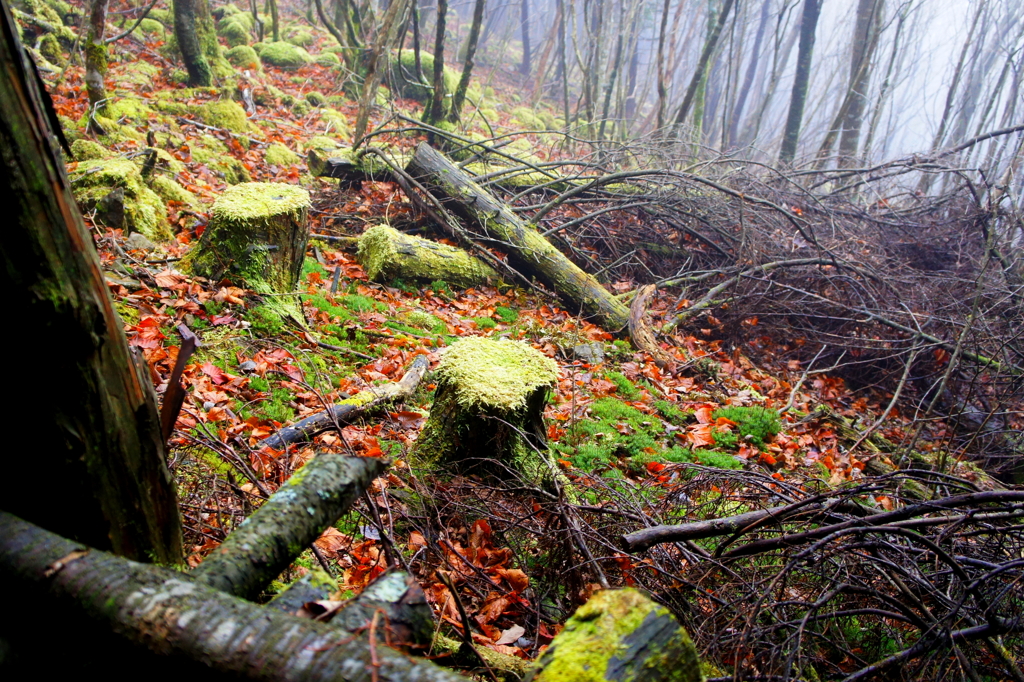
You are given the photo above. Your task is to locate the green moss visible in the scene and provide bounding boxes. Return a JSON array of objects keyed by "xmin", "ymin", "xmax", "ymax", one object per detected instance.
[
  {"xmin": 138, "ymin": 17, "xmax": 164, "ymax": 36},
  {"xmin": 356, "ymin": 224, "xmax": 498, "ymax": 288},
  {"xmin": 339, "ymin": 294, "xmax": 384, "ymax": 313},
  {"xmin": 531, "ymin": 588, "xmax": 703, "ymax": 682},
  {"xmin": 691, "ymin": 448, "xmax": 744, "ymax": 470},
  {"xmin": 259, "ymin": 41, "xmax": 312, "ymax": 68},
  {"xmin": 473, "ymin": 316, "xmax": 497, "ymax": 329},
  {"xmin": 198, "ymin": 99, "xmax": 253, "ymax": 134},
  {"xmin": 285, "ymin": 28, "xmax": 314, "ymax": 47},
  {"xmin": 225, "ymin": 44, "xmax": 260, "ymax": 69},
  {"xmin": 108, "ymin": 61, "xmax": 160, "ymax": 89},
  {"xmin": 304, "ymin": 294, "xmax": 355, "ymax": 323},
  {"xmin": 402, "ymin": 310, "xmax": 444, "ymax": 331},
  {"xmin": 105, "ymin": 97, "xmax": 152, "ymax": 124},
  {"xmin": 315, "ymin": 108, "xmax": 351, "ymax": 139},
  {"xmin": 303, "ymin": 135, "xmax": 341, "ymax": 152},
  {"xmin": 389, "ymin": 49, "xmax": 459, "ymax": 106},
  {"xmin": 69, "ymin": 157, "xmax": 172, "ymax": 241},
  {"xmin": 149, "ymin": 174, "xmax": 198, "ymax": 207},
  {"xmin": 264, "ymin": 142, "xmax": 301, "ymax": 166},
  {"xmin": 495, "ymin": 306, "xmax": 519, "ymax": 323},
  {"xmin": 217, "ymin": 18, "xmax": 250, "ymax": 47},
  {"xmin": 247, "ymin": 303, "xmax": 285, "ymax": 336},
  {"xmin": 605, "ymin": 371, "xmax": 642, "ymax": 401},
  {"xmin": 437, "ymin": 337, "xmax": 557, "ymax": 412},
  {"xmin": 314, "ymin": 51, "xmax": 340, "ymax": 67},
  {"xmin": 654, "ymin": 400, "xmax": 691, "ymax": 426},
  {"xmin": 711, "ymin": 406, "xmax": 781, "ymax": 448},
  {"xmin": 39, "ymin": 32, "xmax": 65, "ymax": 67},
  {"xmin": 304, "ymin": 91, "xmax": 327, "ymax": 107},
  {"xmin": 70, "ymin": 138, "xmax": 109, "ymax": 161}
]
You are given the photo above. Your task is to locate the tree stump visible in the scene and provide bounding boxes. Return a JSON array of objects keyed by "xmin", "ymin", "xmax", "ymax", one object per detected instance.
[
  {"xmin": 413, "ymin": 337, "xmax": 558, "ymax": 478},
  {"xmin": 524, "ymin": 588, "xmax": 704, "ymax": 682},
  {"xmin": 357, "ymin": 223, "xmax": 498, "ymax": 288},
  {"xmin": 183, "ymin": 182, "xmax": 311, "ymax": 295}
]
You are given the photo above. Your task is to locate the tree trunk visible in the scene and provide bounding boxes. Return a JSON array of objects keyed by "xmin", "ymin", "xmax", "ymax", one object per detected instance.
[
  {"xmin": 85, "ymin": 0, "xmax": 109, "ymax": 113},
  {"xmin": 413, "ymin": 337, "xmax": 557, "ymax": 478},
  {"xmin": 191, "ymin": 455, "xmax": 385, "ymax": 599},
  {"xmin": 423, "ymin": 0, "xmax": 447, "ymax": 126},
  {"xmin": 519, "ymin": 0, "xmax": 531, "ymax": 76},
  {"xmin": 406, "ymin": 142, "xmax": 630, "ymax": 330},
  {"xmin": 671, "ymin": 0, "xmax": 736, "ymax": 135},
  {"xmin": 0, "ymin": 512, "xmax": 464, "ymax": 682},
  {"xmin": 357, "ymin": 223, "xmax": 498, "ymax": 288},
  {"xmin": 447, "ymin": 0, "xmax": 485, "ymax": 123},
  {"xmin": 778, "ymin": 0, "xmax": 821, "ymax": 166},
  {"xmin": 182, "ymin": 182, "xmax": 311, "ymax": 296},
  {"xmin": 352, "ymin": 0, "xmax": 409, "ymax": 144},
  {"xmin": 268, "ymin": 0, "xmax": 280, "ymax": 41},
  {"xmin": 173, "ymin": 0, "xmax": 213, "ymax": 86},
  {"xmin": 837, "ymin": 0, "xmax": 884, "ymax": 166},
  {"xmin": 727, "ymin": 0, "xmax": 769, "ymax": 149},
  {"xmin": 0, "ymin": 0, "xmax": 182, "ymax": 565}
]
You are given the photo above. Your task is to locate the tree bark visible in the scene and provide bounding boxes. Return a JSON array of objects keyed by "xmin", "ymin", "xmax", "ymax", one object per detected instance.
[
  {"xmin": 352, "ymin": 0, "xmax": 409, "ymax": 144},
  {"xmin": 447, "ymin": 0, "xmax": 485, "ymax": 123},
  {"xmin": 0, "ymin": 512, "xmax": 464, "ymax": 682},
  {"xmin": 423, "ymin": 0, "xmax": 447, "ymax": 126},
  {"xmin": 670, "ymin": 0, "xmax": 737, "ymax": 135},
  {"xmin": 0, "ymin": 1, "xmax": 182, "ymax": 565},
  {"xmin": 519, "ymin": 0, "xmax": 531, "ymax": 76},
  {"xmin": 191, "ymin": 455, "xmax": 386, "ymax": 599},
  {"xmin": 406, "ymin": 142, "xmax": 630, "ymax": 331},
  {"xmin": 173, "ymin": 0, "xmax": 213, "ymax": 86},
  {"xmin": 778, "ymin": 0, "xmax": 821, "ymax": 166},
  {"xmin": 837, "ymin": 0, "xmax": 884, "ymax": 166},
  {"xmin": 85, "ymin": 0, "xmax": 109, "ymax": 112}
]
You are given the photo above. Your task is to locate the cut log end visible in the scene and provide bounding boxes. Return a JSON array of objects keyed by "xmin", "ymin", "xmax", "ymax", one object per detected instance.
[{"xmin": 356, "ymin": 223, "xmax": 499, "ymax": 288}]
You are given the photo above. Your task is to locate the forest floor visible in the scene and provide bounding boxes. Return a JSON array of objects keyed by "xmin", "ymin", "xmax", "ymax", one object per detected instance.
[{"xmin": 29, "ymin": 0, "xmax": 1013, "ymax": 678}]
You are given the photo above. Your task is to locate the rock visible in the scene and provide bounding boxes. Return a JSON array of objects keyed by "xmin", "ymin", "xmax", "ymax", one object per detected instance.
[
  {"xmin": 259, "ymin": 41, "xmax": 312, "ymax": 69},
  {"xmin": 96, "ymin": 187, "xmax": 125, "ymax": 229},
  {"xmin": 572, "ymin": 342, "xmax": 605, "ymax": 364},
  {"xmin": 124, "ymin": 232, "xmax": 156, "ymax": 252}
]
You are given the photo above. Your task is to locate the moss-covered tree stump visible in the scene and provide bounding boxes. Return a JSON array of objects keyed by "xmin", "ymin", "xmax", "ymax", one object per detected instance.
[
  {"xmin": 524, "ymin": 588, "xmax": 704, "ymax": 682},
  {"xmin": 183, "ymin": 182, "xmax": 310, "ymax": 294},
  {"xmin": 357, "ymin": 223, "xmax": 498, "ymax": 288},
  {"xmin": 414, "ymin": 337, "xmax": 558, "ymax": 478}
]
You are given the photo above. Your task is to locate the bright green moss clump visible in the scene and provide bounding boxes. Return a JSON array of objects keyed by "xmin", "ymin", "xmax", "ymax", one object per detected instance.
[
  {"xmin": 438, "ymin": 337, "xmax": 557, "ymax": 412},
  {"xmin": 226, "ymin": 44, "xmax": 260, "ymax": 69},
  {"xmin": 711, "ymin": 405, "xmax": 782, "ymax": 449},
  {"xmin": 526, "ymin": 588, "xmax": 703, "ymax": 682},
  {"xmin": 198, "ymin": 99, "xmax": 253, "ymax": 134},
  {"xmin": 357, "ymin": 224, "xmax": 498, "ymax": 289},
  {"xmin": 69, "ymin": 157, "xmax": 173, "ymax": 241},
  {"xmin": 264, "ymin": 142, "xmax": 301, "ymax": 166},
  {"xmin": 260, "ymin": 41, "xmax": 312, "ymax": 68}
]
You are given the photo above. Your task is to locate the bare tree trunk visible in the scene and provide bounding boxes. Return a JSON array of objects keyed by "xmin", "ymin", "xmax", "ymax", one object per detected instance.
[
  {"xmin": 268, "ymin": 0, "xmax": 280, "ymax": 41},
  {"xmin": 670, "ymin": 0, "xmax": 737, "ymax": 135},
  {"xmin": 778, "ymin": 0, "xmax": 821, "ymax": 165},
  {"xmin": 837, "ymin": 0, "xmax": 885, "ymax": 166},
  {"xmin": 655, "ymin": 0, "xmax": 671, "ymax": 130},
  {"xmin": 448, "ymin": 0, "xmax": 485, "ymax": 123},
  {"xmin": 520, "ymin": 0, "xmax": 532, "ymax": 75},
  {"xmin": 738, "ymin": 5, "xmax": 799, "ymax": 148},
  {"xmin": 423, "ymin": 0, "xmax": 447, "ymax": 126},
  {"xmin": 173, "ymin": 0, "xmax": 212, "ymax": 86},
  {"xmin": 353, "ymin": 0, "xmax": 410, "ymax": 143},
  {"xmin": 1, "ymin": 0, "xmax": 182, "ymax": 564},
  {"xmin": 557, "ymin": 0, "xmax": 570, "ymax": 129},
  {"xmin": 862, "ymin": 0, "xmax": 909, "ymax": 162},
  {"xmin": 85, "ymin": 0, "xmax": 108, "ymax": 114},
  {"xmin": 727, "ymin": 0, "xmax": 769, "ymax": 148},
  {"xmin": 597, "ymin": 0, "xmax": 627, "ymax": 140}
]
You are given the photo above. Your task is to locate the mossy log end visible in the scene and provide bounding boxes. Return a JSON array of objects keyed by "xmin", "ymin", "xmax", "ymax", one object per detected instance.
[
  {"xmin": 191, "ymin": 454, "xmax": 385, "ymax": 600},
  {"xmin": 524, "ymin": 588, "xmax": 704, "ymax": 682},
  {"xmin": 406, "ymin": 142, "xmax": 630, "ymax": 331},
  {"xmin": 307, "ymin": 147, "xmax": 403, "ymax": 185},
  {"xmin": 0, "ymin": 512, "xmax": 465, "ymax": 682},
  {"xmin": 183, "ymin": 182, "xmax": 310, "ymax": 294},
  {"xmin": 413, "ymin": 337, "xmax": 558, "ymax": 478},
  {"xmin": 357, "ymin": 223, "xmax": 499, "ymax": 288}
]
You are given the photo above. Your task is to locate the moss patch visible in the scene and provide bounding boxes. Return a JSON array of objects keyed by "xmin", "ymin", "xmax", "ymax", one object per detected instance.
[
  {"xmin": 437, "ymin": 337, "xmax": 557, "ymax": 412},
  {"xmin": 264, "ymin": 142, "xmax": 301, "ymax": 166},
  {"xmin": 69, "ymin": 157, "xmax": 172, "ymax": 241},
  {"xmin": 198, "ymin": 99, "xmax": 253, "ymax": 134},
  {"xmin": 226, "ymin": 44, "xmax": 260, "ymax": 70},
  {"xmin": 259, "ymin": 41, "xmax": 312, "ymax": 68},
  {"xmin": 357, "ymin": 224, "xmax": 498, "ymax": 289}
]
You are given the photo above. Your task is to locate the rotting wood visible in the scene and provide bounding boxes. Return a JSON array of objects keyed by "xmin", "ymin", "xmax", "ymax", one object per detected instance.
[
  {"xmin": 191, "ymin": 454, "xmax": 385, "ymax": 599},
  {"xmin": 405, "ymin": 142, "xmax": 630, "ymax": 331},
  {"xmin": 0, "ymin": 512, "xmax": 465, "ymax": 682},
  {"xmin": 261, "ymin": 354, "xmax": 429, "ymax": 450},
  {"xmin": 357, "ymin": 223, "xmax": 499, "ymax": 288},
  {"xmin": 628, "ymin": 284, "xmax": 674, "ymax": 370}
]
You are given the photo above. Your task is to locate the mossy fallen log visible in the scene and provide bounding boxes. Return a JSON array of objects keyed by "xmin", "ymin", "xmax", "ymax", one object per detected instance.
[
  {"xmin": 182, "ymin": 182, "xmax": 310, "ymax": 295},
  {"xmin": 413, "ymin": 337, "xmax": 558, "ymax": 479},
  {"xmin": 0, "ymin": 512, "xmax": 464, "ymax": 682},
  {"xmin": 307, "ymin": 146, "xmax": 404, "ymax": 184},
  {"xmin": 405, "ymin": 143, "xmax": 630, "ymax": 331},
  {"xmin": 191, "ymin": 454, "xmax": 385, "ymax": 600},
  {"xmin": 357, "ymin": 223, "xmax": 499, "ymax": 288},
  {"xmin": 524, "ymin": 588, "xmax": 703, "ymax": 682}
]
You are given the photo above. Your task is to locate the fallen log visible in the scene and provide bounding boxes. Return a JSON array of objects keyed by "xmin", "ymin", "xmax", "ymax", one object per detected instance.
[
  {"xmin": 260, "ymin": 354, "xmax": 429, "ymax": 451},
  {"xmin": 191, "ymin": 454, "xmax": 385, "ymax": 599},
  {"xmin": 405, "ymin": 142, "xmax": 630, "ymax": 331},
  {"xmin": 357, "ymin": 223, "xmax": 499, "ymax": 288},
  {"xmin": 0, "ymin": 512, "xmax": 464, "ymax": 682},
  {"xmin": 628, "ymin": 284, "xmax": 674, "ymax": 370},
  {"xmin": 523, "ymin": 588, "xmax": 703, "ymax": 682},
  {"xmin": 307, "ymin": 147, "xmax": 404, "ymax": 185}
]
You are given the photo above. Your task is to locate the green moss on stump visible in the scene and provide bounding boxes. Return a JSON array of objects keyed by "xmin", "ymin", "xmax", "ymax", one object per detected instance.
[
  {"xmin": 69, "ymin": 157, "xmax": 173, "ymax": 241},
  {"xmin": 413, "ymin": 337, "xmax": 558, "ymax": 478},
  {"xmin": 525, "ymin": 588, "xmax": 703, "ymax": 682},
  {"xmin": 356, "ymin": 224, "xmax": 498, "ymax": 289},
  {"xmin": 260, "ymin": 41, "xmax": 312, "ymax": 68},
  {"xmin": 182, "ymin": 182, "xmax": 310, "ymax": 295}
]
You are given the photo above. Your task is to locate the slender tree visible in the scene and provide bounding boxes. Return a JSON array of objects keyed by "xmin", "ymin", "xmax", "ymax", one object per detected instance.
[
  {"xmin": 448, "ymin": 0, "xmax": 486, "ymax": 123},
  {"xmin": 837, "ymin": 0, "xmax": 885, "ymax": 165},
  {"xmin": 778, "ymin": 0, "xmax": 822, "ymax": 165},
  {"xmin": 84, "ymin": 0, "xmax": 109, "ymax": 115},
  {"xmin": 670, "ymin": 0, "xmax": 737, "ymax": 135},
  {"xmin": 423, "ymin": 0, "xmax": 447, "ymax": 126},
  {"xmin": 727, "ymin": 0, "xmax": 771, "ymax": 148},
  {"xmin": 173, "ymin": 0, "xmax": 214, "ymax": 86},
  {"xmin": 520, "ymin": 0, "xmax": 532, "ymax": 76}
]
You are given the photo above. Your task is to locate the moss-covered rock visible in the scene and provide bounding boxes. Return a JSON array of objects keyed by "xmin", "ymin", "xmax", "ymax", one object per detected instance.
[
  {"xmin": 314, "ymin": 107, "xmax": 351, "ymax": 140},
  {"xmin": 217, "ymin": 17, "xmax": 250, "ymax": 48},
  {"xmin": 70, "ymin": 138, "xmax": 109, "ymax": 161},
  {"xmin": 304, "ymin": 91, "xmax": 327, "ymax": 107},
  {"xmin": 198, "ymin": 99, "xmax": 253, "ymax": 134},
  {"xmin": 225, "ymin": 44, "xmax": 260, "ymax": 70},
  {"xmin": 284, "ymin": 28, "xmax": 314, "ymax": 47},
  {"xmin": 182, "ymin": 182, "xmax": 311, "ymax": 294},
  {"xmin": 149, "ymin": 174, "xmax": 198, "ymax": 207},
  {"xmin": 357, "ymin": 224, "xmax": 498, "ymax": 288},
  {"xmin": 259, "ymin": 41, "xmax": 312, "ymax": 69},
  {"xmin": 388, "ymin": 49, "xmax": 458, "ymax": 105},
  {"xmin": 413, "ymin": 337, "xmax": 558, "ymax": 477},
  {"xmin": 108, "ymin": 60, "xmax": 161, "ymax": 90},
  {"xmin": 38, "ymin": 32, "xmax": 65, "ymax": 67},
  {"xmin": 69, "ymin": 157, "xmax": 173, "ymax": 241},
  {"xmin": 147, "ymin": 7, "xmax": 171, "ymax": 27},
  {"xmin": 524, "ymin": 589, "xmax": 703, "ymax": 682},
  {"xmin": 264, "ymin": 142, "xmax": 301, "ymax": 166},
  {"xmin": 138, "ymin": 17, "xmax": 164, "ymax": 37},
  {"xmin": 105, "ymin": 96, "xmax": 153, "ymax": 125},
  {"xmin": 314, "ymin": 51, "xmax": 340, "ymax": 67}
]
